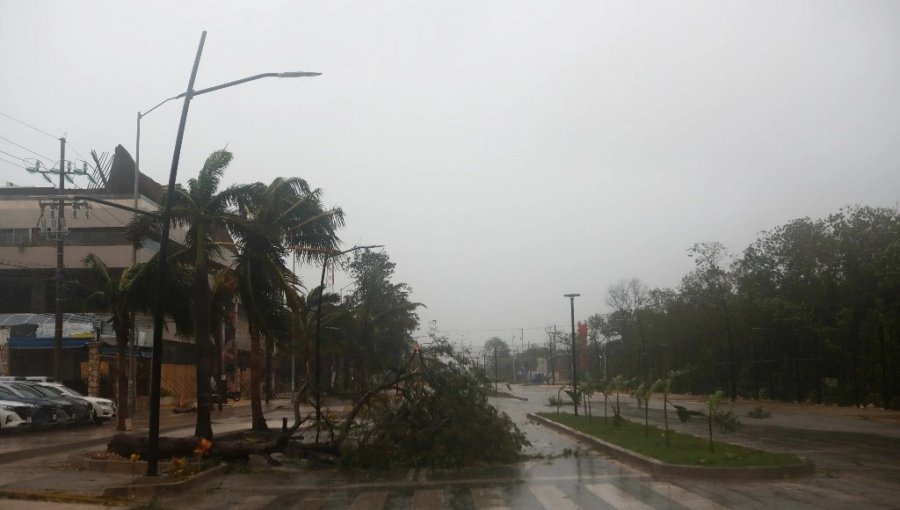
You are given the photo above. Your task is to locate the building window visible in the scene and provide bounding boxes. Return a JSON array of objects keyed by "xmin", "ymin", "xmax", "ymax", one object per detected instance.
[{"xmin": 0, "ymin": 228, "xmax": 33, "ymax": 246}]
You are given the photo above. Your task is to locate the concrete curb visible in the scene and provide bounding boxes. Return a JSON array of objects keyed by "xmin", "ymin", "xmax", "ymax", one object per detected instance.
[
  {"xmin": 102, "ymin": 463, "xmax": 229, "ymax": 499},
  {"xmin": 0, "ymin": 489, "xmax": 132, "ymax": 508},
  {"xmin": 527, "ymin": 413, "xmax": 815, "ymax": 480},
  {"xmin": 0, "ymin": 424, "xmax": 189, "ymax": 465},
  {"xmin": 0, "ymin": 410, "xmax": 257, "ymax": 464},
  {"xmin": 68, "ymin": 452, "xmax": 154, "ymax": 474},
  {"xmin": 65, "ymin": 428, "xmax": 252, "ymax": 474}
]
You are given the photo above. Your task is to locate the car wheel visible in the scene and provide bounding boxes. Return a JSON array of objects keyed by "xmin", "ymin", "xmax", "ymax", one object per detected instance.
[{"xmin": 89, "ymin": 409, "xmax": 98, "ymax": 424}]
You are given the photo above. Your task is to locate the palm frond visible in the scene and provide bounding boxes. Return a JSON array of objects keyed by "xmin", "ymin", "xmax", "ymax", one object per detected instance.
[{"xmin": 195, "ymin": 149, "xmax": 233, "ymax": 202}]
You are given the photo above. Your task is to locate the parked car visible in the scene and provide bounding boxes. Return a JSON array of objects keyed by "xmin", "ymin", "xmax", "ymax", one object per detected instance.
[
  {"xmin": 5, "ymin": 381, "xmax": 94, "ymax": 425},
  {"xmin": 0, "ymin": 385, "xmax": 59, "ymax": 428},
  {"xmin": 36, "ymin": 382, "xmax": 116, "ymax": 423},
  {"xmin": 0, "ymin": 382, "xmax": 91, "ymax": 425},
  {"xmin": 0, "ymin": 399, "xmax": 36, "ymax": 431}
]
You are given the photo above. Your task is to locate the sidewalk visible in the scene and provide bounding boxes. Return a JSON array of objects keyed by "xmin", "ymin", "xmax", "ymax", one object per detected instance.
[
  {"xmin": 0, "ymin": 397, "xmax": 308, "ymax": 462},
  {"xmin": 658, "ymin": 393, "xmax": 900, "ymax": 438},
  {"xmin": 0, "ymin": 398, "xmax": 305, "ymax": 508}
]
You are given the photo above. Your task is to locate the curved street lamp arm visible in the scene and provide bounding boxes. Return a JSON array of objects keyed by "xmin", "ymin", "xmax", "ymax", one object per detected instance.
[
  {"xmin": 181, "ymin": 71, "xmax": 322, "ymax": 99},
  {"xmin": 140, "ymin": 95, "xmax": 181, "ymax": 119}
]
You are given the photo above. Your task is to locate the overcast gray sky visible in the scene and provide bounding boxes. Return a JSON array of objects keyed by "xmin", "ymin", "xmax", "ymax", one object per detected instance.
[{"xmin": 2, "ymin": 1, "xmax": 899, "ymax": 351}]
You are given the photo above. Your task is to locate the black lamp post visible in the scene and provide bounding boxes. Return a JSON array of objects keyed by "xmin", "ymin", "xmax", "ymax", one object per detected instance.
[
  {"xmin": 146, "ymin": 31, "xmax": 320, "ymax": 475},
  {"xmin": 564, "ymin": 293, "xmax": 580, "ymax": 415}
]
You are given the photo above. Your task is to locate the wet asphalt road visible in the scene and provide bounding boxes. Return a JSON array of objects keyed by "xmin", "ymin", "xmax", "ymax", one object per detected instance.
[
  {"xmin": 163, "ymin": 385, "xmax": 900, "ymax": 509},
  {"xmin": 1, "ymin": 385, "xmax": 898, "ymax": 509}
]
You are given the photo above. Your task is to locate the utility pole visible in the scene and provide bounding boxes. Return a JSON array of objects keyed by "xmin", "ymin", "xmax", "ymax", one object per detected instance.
[
  {"xmin": 512, "ymin": 348, "xmax": 517, "ymax": 383},
  {"xmin": 30, "ymin": 138, "xmax": 91, "ymax": 383},
  {"xmin": 129, "ymin": 113, "xmax": 141, "ymax": 420},
  {"xmin": 494, "ymin": 346, "xmax": 498, "ymax": 392},
  {"xmin": 53, "ymin": 137, "xmax": 66, "ymax": 383},
  {"xmin": 564, "ymin": 293, "xmax": 580, "ymax": 416},
  {"xmin": 550, "ymin": 325, "xmax": 557, "ymax": 385}
]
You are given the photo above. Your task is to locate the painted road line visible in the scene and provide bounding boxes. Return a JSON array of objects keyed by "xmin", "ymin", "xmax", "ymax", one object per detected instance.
[
  {"xmin": 232, "ymin": 494, "xmax": 281, "ymax": 510},
  {"xmin": 529, "ymin": 484, "xmax": 580, "ymax": 510},
  {"xmin": 349, "ymin": 490, "xmax": 389, "ymax": 510},
  {"xmin": 586, "ymin": 483, "xmax": 655, "ymax": 510},
  {"xmin": 292, "ymin": 494, "xmax": 328, "ymax": 510},
  {"xmin": 471, "ymin": 487, "xmax": 512, "ymax": 510},
  {"xmin": 412, "ymin": 488, "xmax": 444, "ymax": 510},
  {"xmin": 646, "ymin": 482, "xmax": 728, "ymax": 510}
]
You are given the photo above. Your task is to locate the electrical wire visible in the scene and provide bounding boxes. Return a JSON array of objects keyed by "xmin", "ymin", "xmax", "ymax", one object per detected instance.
[
  {"xmin": 64, "ymin": 178, "xmax": 126, "ymax": 229},
  {"xmin": 0, "ymin": 156, "xmax": 24, "ymax": 169},
  {"xmin": 66, "ymin": 141, "xmax": 87, "ymax": 162},
  {"xmin": 0, "ymin": 135, "xmax": 53, "ymax": 161},
  {"xmin": 0, "ymin": 111, "xmax": 97, "ymax": 174},
  {"xmin": 0, "ymin": 149, "xmax": 27, "ymax": 161},
  {"xmin": 0, "ymin": 111, "xmax": 96, "ymax": 176},
  {"xmin": 0, "ymin": 110, "xmax": 58, "ymax": 140}
]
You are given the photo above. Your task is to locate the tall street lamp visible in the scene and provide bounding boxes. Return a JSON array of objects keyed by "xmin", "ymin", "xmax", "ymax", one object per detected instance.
[
  {"xmin": 129, "ymin": 94, "xmax": 180, "ymax": 423},
  {"xmin": 147, "ymin": 30, "xmax": 321, "ymax": 475},
  {"xmin": 564, "ymin": 293, "xmax": 580, "ymax": 416},
  {"xmin": 313, "ymin": 244, "xmax": 382, "ymax": 442}
]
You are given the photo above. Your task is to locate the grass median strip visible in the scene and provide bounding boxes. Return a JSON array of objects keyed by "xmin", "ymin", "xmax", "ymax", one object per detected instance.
[{"xmin": 536, "ymin": 412, "xmax": 803, "ymax": 468}]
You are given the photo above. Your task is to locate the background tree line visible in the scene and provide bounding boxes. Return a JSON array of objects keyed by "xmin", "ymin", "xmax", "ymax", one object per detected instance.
[{"xmin": 585, "ymin": 205, "xmax": 899, "ymax": 409}]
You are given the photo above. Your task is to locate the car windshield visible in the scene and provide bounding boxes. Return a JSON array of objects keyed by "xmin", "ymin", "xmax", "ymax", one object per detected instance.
[
  {"xmin": 0, "ymin": 387, "xmax": 21, "ymax": 400},
  {"xmin": 9, "ymin": 384, "xmax": 45, "ymax": 398},
  {"xmin": 39, "ymin": 385, "xmax": 66, "ymax": 396},
  {"xmin": 24, "ymin": 385, "xmax": 59, "ymax": 398},
  {"xmin": 57, "ymin": 386, "xmax": 84, "ymax": 397}
]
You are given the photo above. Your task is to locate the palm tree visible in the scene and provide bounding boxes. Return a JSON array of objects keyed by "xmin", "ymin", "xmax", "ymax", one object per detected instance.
[
  {"xmin": 82, "ymin": 255, "xmax": 142, "ymax": 430},
  {"xmin": 173, "ymin": 150, "xmax": 255, "ymax": 438},
  {"xmin": 230, "ymin": 177, "xmax": 343, "ymax": 432},
  {"xmin": 209, "ymin": 266, "xmax": 238, "ymax": 411},
  {"xmin": 291, "ymin": 288, "xmax": 343, "ymax": 391},
  {"xmin": 81, "ymin": 254, "xmax": 190, "ymax": 431},
  {"xmin": 131, "ymin": 149, "xmax": 249, "ymax": 438}
]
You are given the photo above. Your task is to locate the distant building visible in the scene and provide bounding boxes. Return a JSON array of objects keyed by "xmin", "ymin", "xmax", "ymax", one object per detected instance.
[{"xmin": 0, "ymin": 146, "xmax": 250, "ymax": 398}]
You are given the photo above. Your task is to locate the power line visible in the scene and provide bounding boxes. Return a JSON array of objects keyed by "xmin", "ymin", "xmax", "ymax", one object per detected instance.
[
  {"xmin": 0, "ymin": 111, "xmax": 94, "ymax": 174},
  {"xmin": 63, "ymin": 177, "xmax": 123, "ymax": 229},
  {"xmin": 0, "ymin": 148, "xmax": 27, "ymax": 161},
  {"xmin": 66, "ymin": 140, "xmax": 87, "ymax": 162},
  {"xmin": 0, "ymin": 156, "xmax": 24, "ymax": 169},
  {"xmin": 0, "ymin": 110, "xmax": 58, "ymax": 140},
  {"xmin": 0, "ymin": 151, "xmax": 53, "ymax": 174},
  {"xmin": 0, "ymin": 135, "xmax": 53, "ymax": 161}
]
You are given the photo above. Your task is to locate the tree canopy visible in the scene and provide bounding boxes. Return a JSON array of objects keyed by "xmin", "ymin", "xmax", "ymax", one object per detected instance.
[{"xmin": 587, "ymin": 205, "xmax": 899, "ymax": 409}]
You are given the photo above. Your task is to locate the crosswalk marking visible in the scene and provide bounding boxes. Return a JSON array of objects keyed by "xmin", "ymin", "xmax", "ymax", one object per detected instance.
[
  {"xmin": 277, "ymin": 480, "xmax": 730, "ymax": 510},
  {"xmin": 646, "ymin": 482, "xmax": 728, "ymax": 510},
  {"xmin": 586, "ymin": 483, "xmax": 655, "ymax": 510},
  {"xmin": 295, "ymin": 495, "xmax": 328, "ymax": 510},
  {"xmin": 529, "ymin": 484, "xmax": 581, "ymax": 510},
  {"xmin": 471, "ymin": 487, "xmax": 512, "ymax": 510},
  {"xmin": 350, "ymin": 490, "xmax": 389, "ymax": 510},
  {"xmin": 412, "ymin": 488, "xmax": 444, "ymax": 510},
  {"xmin": 232, "ymin": 494, "xmax": 281, "ymax": 509}
]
